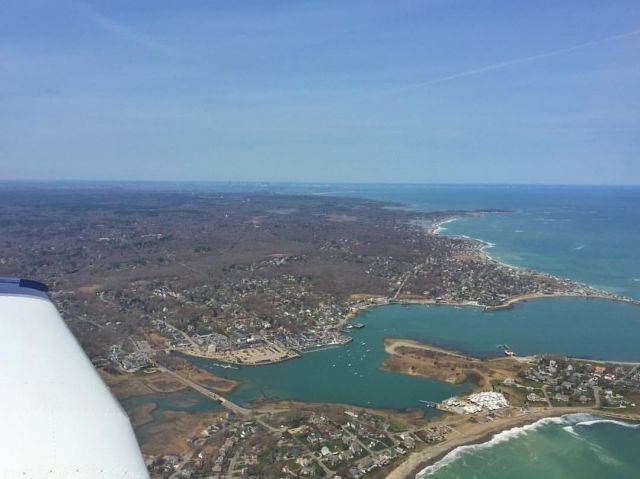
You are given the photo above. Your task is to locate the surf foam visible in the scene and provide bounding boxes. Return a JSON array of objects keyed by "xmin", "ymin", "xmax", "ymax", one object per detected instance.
[{"xmin": 416, "ymin": 414, "xmax": 636, "ymax": 477}]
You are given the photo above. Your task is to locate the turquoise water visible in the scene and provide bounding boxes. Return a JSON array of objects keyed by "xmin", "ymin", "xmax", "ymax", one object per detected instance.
[
  {"xmin": 260, "ymin": 184, "xmax": 640, "ymax": 298},
  {"xmin": 369, "ymin": 186, "xmax": 640, "ymax": 298},
  {"xmin": 444, "ymin": 205, "xmax": 640, "ymax": 298},
  {"xmin": 186, "ymin": 297, "xmax": 640, "ymax": 411},
  {"xmin": 294, "ymin": 184, "xmax": 640, "ymax": 479},
  {"xmin": 182, "ymin": 184, "xmax": 640, "ymax": 295},
  {"xmin": 144, "ymin": 184, "xmax": 640, "ymax": 477},
  {"xmin": 360, "ymin": 299, "xmax": 640, "ymax": 361},
  {"xmin": 279, "ymin": 184, "xmax": 640, "ymax": 478},
  {"xmin": 418, "ymin": 414, "xmax": 640, "ymax": 479},
  {"xmin": 186, "ymin": 313, "xmax": 471, "ymax": 411}
]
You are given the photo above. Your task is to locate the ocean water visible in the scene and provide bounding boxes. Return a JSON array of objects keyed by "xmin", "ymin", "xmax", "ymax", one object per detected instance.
[
  {"xmin": 186, "ymin": 297, "xmax": 640, "ymax": 412},
  {"xmin": 262, "ymin": 184, "xmax": 640, "ymax": 298},
  {"xmin": 357, "ymin": 298, "xmax": 640, "ymax": 362},
  {"xmin": 417, "ymin": 414, "xmax": 640, "ymax": 479},
  {"xmin": 185, "ymin": 310, "xmax": 472, "ymax": 411},
  {"xmin": 288, "ymin": 184, "xmax": 640, "ymax": 478},
  {"xmin": 165, "ymin": 183, "xmax": 640, "ymax": 295},
  {"xmin": 290, "ymin": 184, "xmax": 640, "ymax": 479},
  {"xmin": 146, "ymin": 183, "xmax": 640, "ymax": 477}
]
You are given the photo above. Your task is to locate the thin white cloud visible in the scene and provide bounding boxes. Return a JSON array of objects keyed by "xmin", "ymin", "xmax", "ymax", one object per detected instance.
[
  {"xmin": 75, "ymin": 1, "xmax": 172, "ymax": 55},
  {"xmin": 389, "ymin": 28, "xmax": 640, "ymax": 93}
]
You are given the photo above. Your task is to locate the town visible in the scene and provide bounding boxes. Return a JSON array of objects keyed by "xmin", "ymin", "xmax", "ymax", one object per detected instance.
[
  {"xmin": 1, "ymin": 187, "xmax": 629, "ymax": 365},
  {"xmin": 517, "ymin": 356, "xmax": 640, "ymax": 408},
  {"xmin": 145, "ymin": 405, "xmax": 449, "ymax": 479},
  {"xmin": 1, "ymin": 186, "xmax": 639, "ymax": 479},
  {"xmin": 133, "ymin": 351, "xmax": 640, "ymax": 479}
]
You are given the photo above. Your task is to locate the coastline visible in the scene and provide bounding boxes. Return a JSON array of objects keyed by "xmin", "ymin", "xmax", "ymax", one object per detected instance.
[
  {"xmin": 345, "ymin": 289, "xmax": 639, "ymax": 324},
  {"xmin": 383, "ymin": 336, "xmax": 640, "ymax": 370},
  {"xmin": 387, "ymin": 410, "xmax": 556, "ymax": 479},
  {"xmin": 482, "ymin": 291, "xmax": 640, "ymax": 310},
  {"xmin": 171, "ymin": 267, "xmax": 639, "ymax": 371},
  {"xmin": 175, "ymin": 211, "xmax": 639, "ymax": 369},
  {"xmin": 387, "ymin": 408, "xmax": 640, "ymax": 479},
  {"xmin": 174, "ymin": 347, "xmax": 300, "ymax": 366},
  {"xmin": 381, "ymin": 337, "xmax": 640, "ymax": 478},
  {"xmin": 153, "ymin": 209, "xmax": 640, "ymax": 473},
  {"xmin": 428, "ymin": 215, "xmax": 640, "ymax": 309}
]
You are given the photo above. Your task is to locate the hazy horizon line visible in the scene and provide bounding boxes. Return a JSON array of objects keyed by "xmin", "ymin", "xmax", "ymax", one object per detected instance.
[{"xmin": 1, "ymin": 179, "xmax": 639, "ymax": 188}]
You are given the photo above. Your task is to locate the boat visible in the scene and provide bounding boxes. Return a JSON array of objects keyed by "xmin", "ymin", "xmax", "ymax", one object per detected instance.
[
  {"xmin": 213, "ymin": 362, "xmax": 239, "ymax": 369},
  {"xmin": 497, "ymin": 344, "xmax": 515, "ymax": 357}
]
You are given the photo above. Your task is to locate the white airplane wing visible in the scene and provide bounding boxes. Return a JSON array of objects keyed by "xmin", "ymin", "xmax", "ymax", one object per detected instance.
[{"xmin": 0, "ymin": 278, "xmax": 149, "ymax": 478}]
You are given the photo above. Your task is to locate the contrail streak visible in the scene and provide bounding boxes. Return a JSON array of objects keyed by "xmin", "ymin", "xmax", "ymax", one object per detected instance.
[
  {"xmin": 75, "ymin": 1, "xmax": 172, "ymax": 55},
  {"xmin": 390, "ymin": 29, "xmax": 640, "ymax": 92}
]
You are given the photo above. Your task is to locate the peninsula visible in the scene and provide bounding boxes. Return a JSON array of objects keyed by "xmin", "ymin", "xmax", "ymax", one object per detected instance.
[{"xmin": 1, "ymin": 185, "xmax": 638, "ymax": 478}]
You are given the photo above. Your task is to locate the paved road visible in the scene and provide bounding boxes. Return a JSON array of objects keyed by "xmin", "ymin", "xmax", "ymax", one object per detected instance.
[
  {"xmin": 393, "ymin": 265, "xmax": 422, "ymax": 300},
  {"xmin": 542, "ymin": 385, "xmax": 553, "ymax": 407},
  {"xmin": 154, "ymin": 363, "xmax": 252, "ymax": 416},
  {"xmin": 159, "ymin": 321, "xmax": 200, "ymax": 349},
  {"xmin": 65, "ymin": 317, "xmax": 104, "ymax": 329},
  {"xmin": 227, "ymin": 449, "xmax": 241, "ymax": 477},
  {"xmin": 593, "ymin": 386, "xmax": 601, "ymax": 408}
]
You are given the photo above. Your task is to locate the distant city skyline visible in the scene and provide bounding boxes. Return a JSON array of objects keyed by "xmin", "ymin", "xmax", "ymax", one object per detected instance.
[{"xmin": 1, "ymin": 1, "xmax": 639, "ymax": 184}]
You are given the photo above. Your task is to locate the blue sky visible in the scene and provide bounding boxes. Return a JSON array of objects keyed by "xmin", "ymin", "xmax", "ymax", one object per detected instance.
[{"xmin": 1, "ymin": 0, "xmax": 639, "ymax": 184}]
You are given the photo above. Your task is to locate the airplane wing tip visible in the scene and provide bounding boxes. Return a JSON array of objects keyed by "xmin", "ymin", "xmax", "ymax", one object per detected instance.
[{"xmin": 0, "ymin": 277, "xmax": 49, "ymax": 299}]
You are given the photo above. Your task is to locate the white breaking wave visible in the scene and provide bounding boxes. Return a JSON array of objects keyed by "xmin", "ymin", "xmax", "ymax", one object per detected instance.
[
  {"xmin": 575, "ymin": 418, "xmax": 640, "ymax": 429},
  {"xmin": 567, "ymin": 417, "xmax": 637, "ymax": 469},
  {"xmin": 416, "ymin": 414, "xmax": 637, "ymax": 477},
  {"xmin": 480, "ymin": 242, "xmax": 500, "ymax": 263},
  {"xmin": 433, "ymin": 218, "xmax": 458, "ymax": 235},
  {"xmin": 417, "ymin": 416, "xmax": 568, "ymax": 477},
  {"xmin": 562, "ymin": 425, "xmax": 580, "ymax": 437}
]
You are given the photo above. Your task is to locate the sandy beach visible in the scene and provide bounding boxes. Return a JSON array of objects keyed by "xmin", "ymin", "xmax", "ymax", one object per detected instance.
[
  {"xmin": 178, "ymin": 342, "xmax": 300, "ymax": 365},
  {"xmin": 387, "ymin": 407, "xmax": 640, "ymax": 479},
  {"xmin": 484, "ymin": 291, "xmax": 640, "ymax": 310}
]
